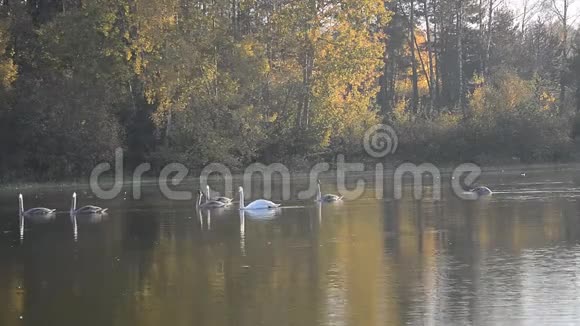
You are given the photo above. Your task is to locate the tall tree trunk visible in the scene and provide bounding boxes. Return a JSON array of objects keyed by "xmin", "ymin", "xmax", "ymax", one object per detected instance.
[
  {"xmin": 409, "ymin": 0, "xmax": 419, "ymax": 113},
  {"xmin": 264, "ymin": 5, "xmax": 273, "ymax": 118},
  {"xmin": 379, "ymin": 46, "xmax": 391, "ymax": 114},
  {"xmin": 297, "ymin": 0, "xmax": 316, "ymax": 130},
  {"xmin": 547, "ymin": 0, "xmax": 570, "ymax": 114},
  {"xmin": 414, "ymin": 35, "xmax": 432, "ymax": 102},
  {"xmin": 212, "ymin": 0, "xmax": 219, "ymax": 100},
  {"xmin": 559, "ymin": 0, "xmax": 568, "ymax": 113},
  {"xmin": 424, "ymin": 0, "xmax": 435, "ymax": 114},
  {"xmin": 165, "ymin": 109, "xmax": 172, "ymax": 146},
  {"xmin": 457, "ymin": 0, "xmax": 465, "ymax": 116},
  {"xmin": 305, "ymin": 51, "xmax": 313, "ymax": 127},
  {"xmin": 521, "ymin": 0, "xmax": 528, "ymax": 35},
  {"xmin": 231, "ymin": 0, "xmax": 239, "ymax": 40},
  {"xmin": 298, "ymin": 35, "xmax": 313, "ymax": 129},
  {"xmin": 479, "ymin": 0, "xmax": 485, "ymax": 74},
  {"xmin": 485, "ymin": 0, "xmax": 493, "ymax": 76},
  {"xmin": 433, "ymin": 0, "xmax": 441, "ymax": 104}
]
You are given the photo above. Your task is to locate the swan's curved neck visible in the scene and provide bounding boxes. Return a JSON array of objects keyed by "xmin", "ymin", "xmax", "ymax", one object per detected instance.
[
  {"xmin": 196, "ymin": 193, "xmax": 202, "ymax": 208},
  {"xmin": 71, "ymin": 195, "xmax": 77, "ymax": 214},
  {"xmin": 239, "ymin": 189, "xmax": 245, "ymax": 209},
  {"xmin": 19, "ymin": 196, "xmax": 24, "ymax": 215}
]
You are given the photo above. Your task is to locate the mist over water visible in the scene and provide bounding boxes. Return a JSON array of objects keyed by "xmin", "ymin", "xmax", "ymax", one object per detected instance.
[{"xmin": 1, "ymin": 165, "xmax": 580, "ymax": 326}]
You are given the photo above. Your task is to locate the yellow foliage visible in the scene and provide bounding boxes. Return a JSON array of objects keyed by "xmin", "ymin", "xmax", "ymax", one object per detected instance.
[
  {"xmin": 466, "ymin": 69, "xmax": 562, "ymax": 139},
  {"xmin": 309, "ymin": 2, "xmax": 386, "ymax": 145},
  {"xmin": 493, "ymin": 72, "xmax": 533, "ymax": 111},
  {"xmin": 394, "ymin": 30, "xmax": 434, "ymax": 98},
  {"xmin": 434, "ymin": 112, "xmax": 461, "ymax": 129},
  {"xmin": 0, "ymin": 59, "xmax": 17, "ymax": 89},
  {"xmin": 468, "ymin": 84, "xmax": 486, "ymax": 116},
  {"xmin": 468, "ymin": 70, "xmax": 537, "ymax": 119},
  {"xmin": 539, "ymin": 91, "xmax": 557, "ymax": 111},
  {"xmin": 393, "ymin": 98, "xmax": 411, "ymax": 123},
  {"xmin": 0, "ymin": 22, "xmax": 16, "ymax": 89}
]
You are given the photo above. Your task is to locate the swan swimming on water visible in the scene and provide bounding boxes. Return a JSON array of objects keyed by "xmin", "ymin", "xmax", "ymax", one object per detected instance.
[
  {"xmin": 316, "ymin": 180, "xmax": 342, "ymax": 202},
  {"xmin": 470, "ymin": 186, "xmax": 493, "ymax": 196},
  {"xmin": 70, "ymin": 192, "xmax": 108, "ymax": 215},
  {"xmin": 18, "ymin": 194, "xmax": 56, "ymax": 217},
  {"xmin": 197, "ymin": 190, "xmax": 227, "ymax": 209},
  {"xmin": 239, "ymin": 207, "xmax": 280, "ymax": 219},
  {"xmin": 206, "ymin": 185, "xmax": 233, "ymax": 205},
  {"xmin": 238, "ymin": 186, "xmax": 281, "ymax": 210}
]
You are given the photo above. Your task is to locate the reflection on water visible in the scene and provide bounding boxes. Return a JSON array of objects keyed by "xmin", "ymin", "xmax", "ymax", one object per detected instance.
[
  {"xmin": 1, "ymin": 166, "xmax": 580, "ymax": 325},
  {"xmin": 19, "ymin": 215, "xmax": 23, "ymax": 243}
]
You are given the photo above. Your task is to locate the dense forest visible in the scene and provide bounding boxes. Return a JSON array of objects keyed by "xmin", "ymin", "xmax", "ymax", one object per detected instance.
[{"xmin": 0, "ymin": 0, "xmax": 579, "ymax": 180}]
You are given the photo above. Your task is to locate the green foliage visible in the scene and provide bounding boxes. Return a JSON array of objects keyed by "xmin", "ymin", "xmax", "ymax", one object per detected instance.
[
  {"xmin": 0, "ymin": 0, "xmax": 579, "ymax": 181},
  {"xmin": 0, "ymin": 2, "xmax": 127, "ymax": 180},
  {"xmin": 394, "ymin": 70, "xmax": 572, "ymax": 162}
]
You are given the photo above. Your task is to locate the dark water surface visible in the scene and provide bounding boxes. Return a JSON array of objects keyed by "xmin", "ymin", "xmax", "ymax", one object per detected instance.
[{"xmin": 1, "ymin": 165, "xmax": 580, "ymax": 326}]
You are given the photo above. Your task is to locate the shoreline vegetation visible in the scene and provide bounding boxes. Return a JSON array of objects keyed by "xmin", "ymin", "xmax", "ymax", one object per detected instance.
[
  {"xmin": 1, "ymin": 1, "xmax": 580, "ymax": 182},
  {"xmin": 3, "ymin": 162, "xmax": 580, "ymax": 191}
]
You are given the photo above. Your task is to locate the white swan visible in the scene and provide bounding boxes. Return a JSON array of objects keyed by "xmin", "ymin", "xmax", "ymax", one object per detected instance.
[
  {"xmin": 238, "ymin": 186, "xmax": 281, "ymax": 210},
  {"xmin": 206, "ymin": 185, "xmax": 233, "ymax": 205},
  {"xmin": 196, "ymin": 190, "xmax": 227, "ymax": 209},
  {"xmin": 70, "ymin": 192, "xmax": 108, "ymax": 215},
  {"xmin": 19, "ymin": 194, "xmax": 56, "ymax": 217},
  {"xmin": 316, "ymin": 180, "xmax": 342, "ymax": 202}
]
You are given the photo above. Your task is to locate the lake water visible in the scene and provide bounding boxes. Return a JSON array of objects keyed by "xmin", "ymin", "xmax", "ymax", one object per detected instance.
[{"xmin": 1, "ymin": 165, "xmax": 580, "ymax": 325}]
